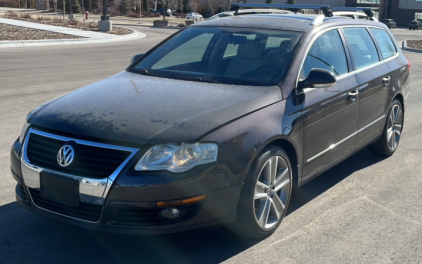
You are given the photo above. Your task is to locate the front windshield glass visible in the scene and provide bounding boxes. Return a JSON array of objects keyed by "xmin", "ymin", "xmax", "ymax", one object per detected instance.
[{"xmin": 129, "ymin": 27, "xmax": 303, "ymax": 86}]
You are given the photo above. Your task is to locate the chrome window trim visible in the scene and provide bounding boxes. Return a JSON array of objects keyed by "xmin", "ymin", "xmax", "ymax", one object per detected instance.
[
  {"xmin": 295, "ymin": 25, "xmax": 399, "ymax": 94},
  {"xmin": 21, "ymin": 128, "xmax": 139, "ymax": 213},
  {"xmin": 307, "ymin": 115, "xmax": 385, "ymax": 163}
]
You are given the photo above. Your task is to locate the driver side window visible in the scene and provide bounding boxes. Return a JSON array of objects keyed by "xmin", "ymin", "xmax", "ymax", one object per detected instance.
[{"xmin": 301, "ymin": 29, "xmax": 349, "ymax": 79}]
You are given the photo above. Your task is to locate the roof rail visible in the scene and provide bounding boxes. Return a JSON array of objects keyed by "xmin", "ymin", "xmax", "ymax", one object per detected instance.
[
  {"xmin": 331, "ymin": 7, "xmax": 375, "ymax": 17},
  {"xmin": 229, "ymin": 3, "xmax": 333, "ymax": 17}
]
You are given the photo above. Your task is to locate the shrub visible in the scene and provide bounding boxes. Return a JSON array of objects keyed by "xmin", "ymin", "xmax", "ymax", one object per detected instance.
[
  {"xmin": 127, "ymin": 12, "xmax": 139, "ymax": 18},
  {"xmin": 177, "ymin": 23, "xmax": 185, "ymax": 27},
  {"xmin": 108, "ymin": 10, "xmax": 120, "ymax": 16},
  {"xmin": 88, "ymin": 21, "xmax": 98, "ymax": 28},
  {"xmin": 20, "ymin": 13, "xmax": 32, "ymax": 19},
  {"xmin": 5, "ymin": 10, "xmax": 18, "ymax": 18},
  {"xmin": 68, "ymin": 19, "xmax": 78, "ymax": 26},
  {"xmin": 52, "ymin": 16, "xmax": 62, "ymax": 23}
]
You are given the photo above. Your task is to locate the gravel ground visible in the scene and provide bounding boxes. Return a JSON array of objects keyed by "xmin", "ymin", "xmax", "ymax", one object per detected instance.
[
  {"xmin": 0, "ymin": 23, "xmax": 83, "ymax": 40},
  {"xmin": 407, "ymin": 40, "xmax": 422, "ymax": 49}
]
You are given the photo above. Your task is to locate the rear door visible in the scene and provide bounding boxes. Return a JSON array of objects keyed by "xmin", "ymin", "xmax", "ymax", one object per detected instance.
[
  {"xmin": 300, "ymin": 29, "xmax": 359, "ymax": 180},
  {"xmin": 341, "ymin": 27, "xmax": 391, "ymax": 147}
]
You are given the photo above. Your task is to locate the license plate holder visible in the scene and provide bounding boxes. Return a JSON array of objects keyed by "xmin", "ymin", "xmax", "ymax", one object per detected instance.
[{"xmin": 40, "ymin": 172, "xmax": 80, "ymax": 208}]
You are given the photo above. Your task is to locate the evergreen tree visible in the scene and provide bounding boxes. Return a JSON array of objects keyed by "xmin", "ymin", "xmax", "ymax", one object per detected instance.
[
  {"xmin": 57, "ymin": 0, "xmax": 81, "ymax": 13},
  {"xmin": 118, "ymin": 0, "xmax": 130, "ymax": 15}
]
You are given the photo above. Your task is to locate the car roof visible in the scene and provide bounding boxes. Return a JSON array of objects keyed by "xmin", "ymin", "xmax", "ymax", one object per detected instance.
[{"xmin": 194, "ymin": 14, "xmax": 383, "ymax": 33}]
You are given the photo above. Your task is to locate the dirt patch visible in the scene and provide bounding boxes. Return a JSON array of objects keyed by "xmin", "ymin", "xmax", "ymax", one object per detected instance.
[
  {"xmin": 0, "ymin": 23, "xmax": 83, "ymax": 40},
  {"xmin": 406, "ymin": 40, "xmax": 422, "ymax": 50}
]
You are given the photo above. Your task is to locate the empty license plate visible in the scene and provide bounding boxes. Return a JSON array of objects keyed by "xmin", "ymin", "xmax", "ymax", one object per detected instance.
[{"xmin": 40, "ymin": 172, "xmax": 80, "ymax": 207}]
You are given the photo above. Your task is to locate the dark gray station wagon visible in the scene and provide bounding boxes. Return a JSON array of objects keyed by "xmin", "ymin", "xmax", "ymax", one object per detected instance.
[{"xmin": 11, "ymin": 4, "xmax": 410, "ymax": 238}]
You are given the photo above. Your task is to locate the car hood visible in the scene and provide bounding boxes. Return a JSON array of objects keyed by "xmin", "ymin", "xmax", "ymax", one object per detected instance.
[{"xmin": 28, "ymin": 71, "xmax": 282, "ymax": 144}]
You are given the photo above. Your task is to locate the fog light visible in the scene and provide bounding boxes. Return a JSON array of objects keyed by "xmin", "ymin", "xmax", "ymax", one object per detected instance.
[{"xmin": 160, "ymin": 208, "xmax": 180, "ymax": 220}]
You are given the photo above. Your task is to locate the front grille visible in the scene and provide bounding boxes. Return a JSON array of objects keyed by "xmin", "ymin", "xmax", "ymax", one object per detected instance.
[
  {"xmin": 26, "ymin": 133, "xmax": 131, "ymax": 179},
  {"xmin": 29, "ymin": 188, "xmax": 103, "ymax": 222},
  {"xmin": 110, "ymin": 203, "xmax": 202, "ymax": 226}
]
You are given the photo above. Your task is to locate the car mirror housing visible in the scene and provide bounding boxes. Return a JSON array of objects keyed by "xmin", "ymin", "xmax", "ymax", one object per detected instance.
[
  {"xmin": 131, "ymin": 53, "xmax": 145, "ymax": 64},
  {"xmin": 298, "ymin": 68, "xmax": 337, "ymax": 90}
]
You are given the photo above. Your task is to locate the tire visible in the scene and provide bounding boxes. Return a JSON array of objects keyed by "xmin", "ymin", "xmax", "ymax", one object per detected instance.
[
  {"xmin": 369, "ymin": 99, "xmax": 403, "ymax": 156},
  {"xmin": 230, "ymin": 146, "xmax": 293, "ymax": 238}
]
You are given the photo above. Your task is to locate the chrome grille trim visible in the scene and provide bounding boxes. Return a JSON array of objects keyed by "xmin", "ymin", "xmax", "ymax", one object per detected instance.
[{"xmin": 21, "ymin": 128, "xmax": 139, "ymax": 212}]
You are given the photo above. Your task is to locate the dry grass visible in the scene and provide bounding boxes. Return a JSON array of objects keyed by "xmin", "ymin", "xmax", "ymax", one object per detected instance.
[
  {"xmin": 2, "ymin": 10, "xmax": 132, "ymax": 35},
  {"xmin": 0, "ymin": 23, "xmax": 82, "ymax": 40},
  {"xmin": 407, "ymin": 40, "xmax": 422, "ymax": 50}
]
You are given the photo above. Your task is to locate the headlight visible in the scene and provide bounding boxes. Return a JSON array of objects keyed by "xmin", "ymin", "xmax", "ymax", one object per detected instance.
[
  {"xmin": 135, "ymin": 143, "xmax": 218, "ymax": 173},
  {"xmin": 19, "ymin": 122, "xmax": 30, "ymax": 145}
]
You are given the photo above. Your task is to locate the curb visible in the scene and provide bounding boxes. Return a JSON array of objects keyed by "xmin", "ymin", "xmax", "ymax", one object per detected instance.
[
  {"xmin": 0, "ymin": 27, "xmax": 146, "ymax": 48},
  {"xmin": 402, "ymin": 39, "xmax": 422, "ymax": 53}
]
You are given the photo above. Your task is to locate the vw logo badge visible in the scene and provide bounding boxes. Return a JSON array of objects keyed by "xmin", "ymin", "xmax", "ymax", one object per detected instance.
[{"xmin": 57, "ymin": 145, "xmax": 75, "ymax": 167}]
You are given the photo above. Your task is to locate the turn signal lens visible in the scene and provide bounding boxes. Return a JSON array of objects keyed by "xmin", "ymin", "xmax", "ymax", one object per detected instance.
[{"xmin": 157, "ymin": 195, "xmax": 206, "ymax": 207}]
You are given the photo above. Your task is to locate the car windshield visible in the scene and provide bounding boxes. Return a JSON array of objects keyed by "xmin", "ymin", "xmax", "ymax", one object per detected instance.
[{"xmin": 129, "ymin": 26, "xmax": 302, "ymax": 86}]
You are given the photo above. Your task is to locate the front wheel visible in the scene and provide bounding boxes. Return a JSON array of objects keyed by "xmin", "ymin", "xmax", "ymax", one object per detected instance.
[
  {"xmin": 369, "ymin": 99, "xmax": 403, "ymax": 156},
  {"xmin": 230, "ymin": 146, "xmax": 293, "ymax": 238}
]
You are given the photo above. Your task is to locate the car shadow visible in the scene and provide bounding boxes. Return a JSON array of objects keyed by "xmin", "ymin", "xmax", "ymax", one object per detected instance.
[
  {"xmin": 287, "ymin": 147, "xmax": 386, "ymax": 214},
  {"xmin": 0, "ymin": 148, "xmax": 386, "ymax": 264}
]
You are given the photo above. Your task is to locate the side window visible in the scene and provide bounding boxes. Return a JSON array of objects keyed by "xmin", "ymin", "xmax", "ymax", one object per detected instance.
[
  {"xmin": 302, "ymin": 29, "xmax": 348, "ymax": 78},
  {"xmin": 342, "ymin": 27, "xmax": 380, "ymax": 70},
  {"xmin": 369, "ymin": 28, "xmax": 397, "ymax": 60}
]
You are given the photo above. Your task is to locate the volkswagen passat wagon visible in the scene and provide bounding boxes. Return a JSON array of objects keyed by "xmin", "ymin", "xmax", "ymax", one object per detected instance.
[{"xmin": 10, "ymin": 5, "xmax": 410, "ymax": 238}]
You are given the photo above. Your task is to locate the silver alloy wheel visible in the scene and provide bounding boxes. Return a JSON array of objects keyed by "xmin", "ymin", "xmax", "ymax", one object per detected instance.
[
  {"xmin": 387, "ymin": 103, "xmax": 403, "ymax": 151},
  {"xmin": 253, "ymin": 156, "xmax": 291, "ymax": 230}
]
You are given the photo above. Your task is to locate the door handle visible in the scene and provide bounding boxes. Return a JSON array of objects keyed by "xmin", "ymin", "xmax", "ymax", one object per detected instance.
[
  {"xmin": 347, "ymin": 89, "xmax": 359, "ymax": 101},
  {"xmin": 383, "ymin": 76, "xmax": 391, "ymax": 86}
]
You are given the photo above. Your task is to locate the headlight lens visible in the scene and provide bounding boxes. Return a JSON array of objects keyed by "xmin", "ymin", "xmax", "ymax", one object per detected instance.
[
  {"xmin": 135, "ymin": 143, "xmax": 218, "ymax": 173},
  {"xmin": 19, "ymin": 122, "xmax": 30, "ymax": 145}
]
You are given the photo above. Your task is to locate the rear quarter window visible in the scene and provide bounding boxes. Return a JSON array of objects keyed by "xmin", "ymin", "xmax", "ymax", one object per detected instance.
[{"xmin": 369, "ymin": 28, "xmax": 397, "ymax": 60}]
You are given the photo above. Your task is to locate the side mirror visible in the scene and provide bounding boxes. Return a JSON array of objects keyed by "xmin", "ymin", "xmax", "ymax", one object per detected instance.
[
  {"xmin": 131, "ymin": 53, "xmax": 145, "ymax": 64},
  {"xmin": 298, "ymin": 68, "xmax": 337, "ymax": 90}
]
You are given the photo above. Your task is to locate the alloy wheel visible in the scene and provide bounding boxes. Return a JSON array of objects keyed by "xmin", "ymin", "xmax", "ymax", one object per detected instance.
[
  {"xmin": 387, "ymin": 103, "xmax": 403, "ymax": 151},
  {"xmin": 253, "ymin": 156, "xmax": 291, "ymax": 230}
]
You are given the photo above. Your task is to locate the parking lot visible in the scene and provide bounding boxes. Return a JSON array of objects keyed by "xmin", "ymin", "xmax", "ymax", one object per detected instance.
[{"xmin": 0, "ymin": 27, "xmax": 422, "ymax": 263}]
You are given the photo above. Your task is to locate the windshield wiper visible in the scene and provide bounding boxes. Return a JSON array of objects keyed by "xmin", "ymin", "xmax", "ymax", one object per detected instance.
[
  {"xmin": 192, "ymin": 76, "xmax": 224, "ymax": 84},
  {"xmin": 130, "ymin": 68, "xmax": 155, "ymax": 76}
]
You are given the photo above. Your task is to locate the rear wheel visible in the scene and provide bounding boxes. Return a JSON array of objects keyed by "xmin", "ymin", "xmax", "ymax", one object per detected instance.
[
  {"xmin": 230, "ymin": 146, "xmax": 293, "ymax": 238},
  {"xmin": 369, "ymin": 99, "xmax": 403, "ymax": 156}
]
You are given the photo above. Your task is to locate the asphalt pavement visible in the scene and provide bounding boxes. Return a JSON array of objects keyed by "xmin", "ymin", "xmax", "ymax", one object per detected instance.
[{"xmin": 0, "ymin": 27, "xmax": 422, "ymax": 264}]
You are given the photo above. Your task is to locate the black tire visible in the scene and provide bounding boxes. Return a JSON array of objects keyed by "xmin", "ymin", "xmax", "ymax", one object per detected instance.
[
  {"xmin": 230, "ymin": 146, "xmax": 293, "ymax": 238},
  {"xmin": 369, "ymin": 99, "xmax": 403, "ymax": 156}
]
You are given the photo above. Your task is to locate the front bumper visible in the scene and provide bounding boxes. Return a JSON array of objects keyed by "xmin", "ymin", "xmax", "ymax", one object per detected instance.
[{"xmin": 11, "ymin": 135, "xmax": 243, "ymax": 234}]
